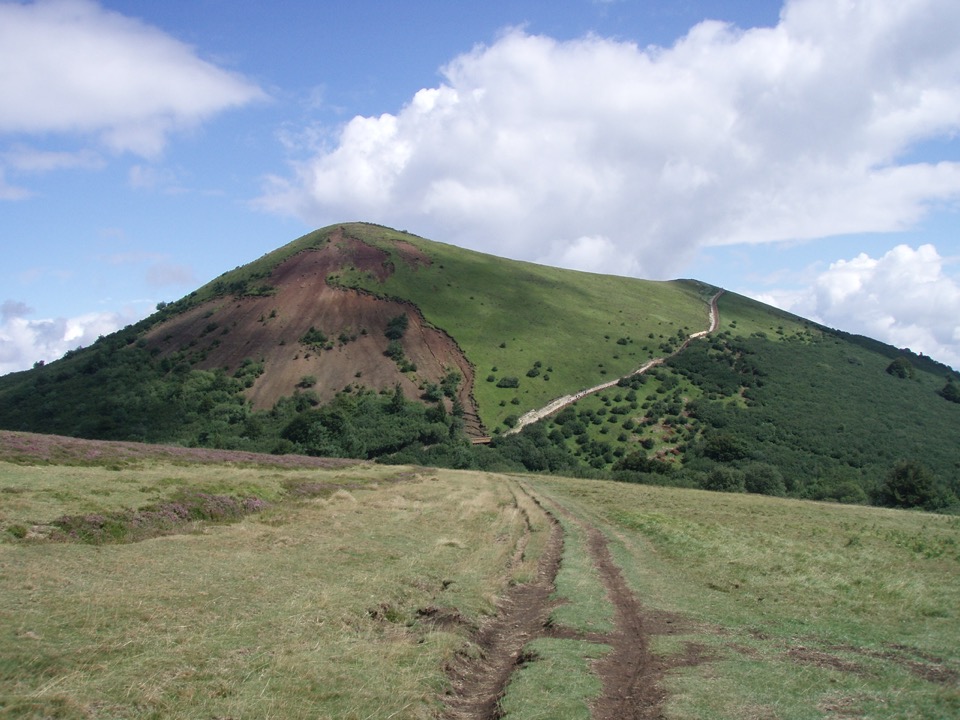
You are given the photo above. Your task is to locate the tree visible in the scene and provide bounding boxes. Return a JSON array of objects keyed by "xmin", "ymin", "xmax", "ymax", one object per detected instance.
[
  {"xmin": 886, "ymin": 357, "xmax": 914, "ymax": 379},
  {"xmin": 702, "ymin": 467, "xmax": 746, "ymax": 493},
  {"xmin": 939, "ymin": 379, "xmax": 960, "ymax": 404},
  {"xmin": 875, "ymin": 460, "xmax": 942, "ymax": 510}
]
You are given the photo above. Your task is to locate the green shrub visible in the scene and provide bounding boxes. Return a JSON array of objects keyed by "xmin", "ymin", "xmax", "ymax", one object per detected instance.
[
  {"xmin": 702, "ymin": 467, "xmax": 746, "ymax": 493},
  {"xmin": 886, "ymin": 357, "xmax": 914, "ymax": 379}
]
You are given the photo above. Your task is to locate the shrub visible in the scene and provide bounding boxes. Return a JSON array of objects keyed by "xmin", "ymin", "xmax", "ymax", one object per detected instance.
[
  {"xmin": 385, "ymin": 314, "xmax": 409, "ymax": 340},
  {"xmin": 939, "ymin": 379, "xmax": 960, "ymax": 404},
  {"xmin": 743, "ymin": 463, "xmax": 786, "ymax": 496},
  {"xmin": 874, "ymin": 460, "xmax": 949, "ymax": 510},
  {"xmin": 886, "ymin": 357, "xmax": 914, "ymax": 379},
  {"xmin": 702, "ymin": 467, "xmax": 746, "ymax": 493},
  {"xmin": 300, "ymin": 327, "xmax": 328, "ymax": 349},
  {"xmin": 703, "ymin": 433, "xmax": 750, "ymax": 462},
  {"xmin": 496, "ymin": 377, "xmax": 520, "ymax": 389}
]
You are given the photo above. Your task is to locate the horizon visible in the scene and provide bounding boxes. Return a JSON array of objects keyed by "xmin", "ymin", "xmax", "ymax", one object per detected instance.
[{"xmin": 2, "ymin": 0, "xmax": 959, "ymax": 373}]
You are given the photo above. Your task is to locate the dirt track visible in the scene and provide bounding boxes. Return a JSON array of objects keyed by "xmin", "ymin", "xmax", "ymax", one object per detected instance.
[
  {"xmin": 442, "ymin": 484, "xmax": 707, "ymax": 719},
  {"xmin": 505, "ymin": 290, "xmax": 722, "ymax": 435}
]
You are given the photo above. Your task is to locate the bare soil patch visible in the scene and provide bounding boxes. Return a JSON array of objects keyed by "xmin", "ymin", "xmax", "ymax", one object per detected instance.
[
  {"xmin": 586, "ymin": 525, "xmax": 707, "ymax": 720},
  {"xmin": 144, "ymin": 227, "xmax": 482, "ymax": 434}
]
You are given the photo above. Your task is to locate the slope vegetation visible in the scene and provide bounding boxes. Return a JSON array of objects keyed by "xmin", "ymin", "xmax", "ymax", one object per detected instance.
[{"xmin": 0, "ymin": 222, "xmax": 957, "ymax": 510}]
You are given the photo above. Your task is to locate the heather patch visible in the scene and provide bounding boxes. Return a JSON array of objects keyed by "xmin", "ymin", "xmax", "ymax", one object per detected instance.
[
  {"xmin": 47, "ymin": 492, "xmax": 268, "ymax": 544},
  {"xmin": 0, "ymin": 430, "xmax": 357, "ymax": 469}
]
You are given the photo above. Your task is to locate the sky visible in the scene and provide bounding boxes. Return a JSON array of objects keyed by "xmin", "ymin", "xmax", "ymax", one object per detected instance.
[{"xmin": 2, "ymin": 0, "xmax": 959, "ymax": 375}]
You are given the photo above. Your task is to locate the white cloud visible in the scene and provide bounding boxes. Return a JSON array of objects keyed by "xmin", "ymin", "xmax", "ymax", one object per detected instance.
[
  {"xmin": 260, "ymin": 0, "xmax": 960, "ymax": 280},
  {"xmin": 0, "ymin": 0, "xmax": 266, "ymax": 157},
  {"xmin": 0, "ymin": 303, "xmax": 145, "ymax": 375},
  {"xmin": 754, "ymin": 244, "xmax": 960, "ymax": 370},
  {"xmin": 4, "ymin": 145, "xmax": 104, "ymax": 173}
]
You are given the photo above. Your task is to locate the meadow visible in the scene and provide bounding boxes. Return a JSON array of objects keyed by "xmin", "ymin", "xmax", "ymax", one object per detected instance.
[{"xmin": 1, "ymin": 432, "xmax": 957, "ymax": 718}]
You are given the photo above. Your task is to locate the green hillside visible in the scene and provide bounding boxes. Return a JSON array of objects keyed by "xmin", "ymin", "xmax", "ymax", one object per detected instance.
[
  {"xmin": 324, "ymin": 224, "xmax": 713, "ymax": 428},
  {"xmin": 0, "ymin": 223, "xmax": 957, "ymax": 512}
]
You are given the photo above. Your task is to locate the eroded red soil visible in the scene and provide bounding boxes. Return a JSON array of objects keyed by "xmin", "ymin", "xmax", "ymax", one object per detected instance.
[{"xmin": 144, "ymin": 227, "xmax": 483, "ymax": 435}]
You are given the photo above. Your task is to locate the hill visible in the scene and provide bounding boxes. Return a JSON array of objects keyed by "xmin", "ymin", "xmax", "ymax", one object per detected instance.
[
  {"xmin": 1, "ymin": 432, "xmax": 958, "ymax": 718},
  {"xmin": 0, "ymin": 222, "xmax": 957, "ymax": 511}
]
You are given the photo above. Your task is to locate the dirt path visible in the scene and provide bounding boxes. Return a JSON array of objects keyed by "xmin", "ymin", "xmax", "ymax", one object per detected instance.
[
  {"xmin": 442, "ymin": 486, "xmax": 706, "ymax": 719},
  {"xmin": 505, "ymin": 291, "xmax": 723, "ymax": 435},
  {"xmin": 442, "ymin": 489, "xmax": 565, "ymax": 719}
]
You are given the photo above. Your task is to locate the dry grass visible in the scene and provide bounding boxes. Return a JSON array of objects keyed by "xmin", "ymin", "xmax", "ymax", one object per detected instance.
[{"xmin": 1, "ymin": 461, "xmax": 539, "ymax": 719}]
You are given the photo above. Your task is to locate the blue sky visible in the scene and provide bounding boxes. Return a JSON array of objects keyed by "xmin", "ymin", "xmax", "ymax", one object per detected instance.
[{"xmin": 2, "ymin": 0, "xmax": 959, "ymax": 374}]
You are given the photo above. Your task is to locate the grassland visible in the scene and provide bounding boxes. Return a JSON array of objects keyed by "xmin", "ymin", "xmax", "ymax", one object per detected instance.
[
  {"xmin": 337, "ymin": 223, "xmax": 715, "ymax": 429},
  {"xmin": 533, "ymin": 476, "xmax": 960, "ymax": 719},
  {"xmin": 2, "ymin": 433, "xmax": 958, "ymax": 718}
]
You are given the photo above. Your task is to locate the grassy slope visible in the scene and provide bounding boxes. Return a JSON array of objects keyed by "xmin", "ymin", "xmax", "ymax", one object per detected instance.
[
  {"xmin": 339, "ymin": 223, "xmax": 713, "ymax": 429},
  {"xmin": 2, "ymin": 436, "xmax": 957, "ymax": 719},
  {"xmin": 536, "ymin": 475, "xmax": 960, "ymax": 719}
]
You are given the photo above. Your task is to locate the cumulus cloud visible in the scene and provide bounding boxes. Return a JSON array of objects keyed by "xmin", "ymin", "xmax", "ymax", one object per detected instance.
[
  {"xmin": 754, "ymin": 244, "xmax": 960, "ymax": 369},
  {"xmin": 0, "ymin": 303, "xmax": 144, "ymax": 375},
  {"xmin": 260, "ymin": 0, "xmax": 960, "ymax": 280},
  {"xmin": 0, "ymin": 0, "xmax": 266, "ymax": 157}
]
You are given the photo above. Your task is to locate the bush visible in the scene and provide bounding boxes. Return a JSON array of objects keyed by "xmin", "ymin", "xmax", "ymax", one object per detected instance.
[
  {"xmin": 300, "ymin": 327, "xmax": 328, "ymax": 349},
  {"xmin": 496, "ymin": 377, "xmax": 520, "ymax": 389},
  {"xmin": 939, "ymin": 379, "xmax": 960, "ymax": 404},
  {"xmin": 886, "ymin": 357, "xmax": 914, "ymax": 379},
  {"xmin": 702, "ymin": 467, "xmax": 746, "ymax": 493},
  {"xmin": 703, "ymin": 433, "xmax": 750, "ymax": 462},
  {"xmin": 744, "ymin": 463, "xmax": 786, "ymax": 496},
  {"xmin": 385, "ymin": 314, "xmax": 409, "ymax": 340},
  {"xmin": 874, "ymin": 460, "xmax": 949, "ymax": 510}
]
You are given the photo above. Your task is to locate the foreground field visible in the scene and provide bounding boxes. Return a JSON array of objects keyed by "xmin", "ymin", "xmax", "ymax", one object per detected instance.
[{"xmin": 1, "ymin": 432, "xmax": 957, "ymax": 718}]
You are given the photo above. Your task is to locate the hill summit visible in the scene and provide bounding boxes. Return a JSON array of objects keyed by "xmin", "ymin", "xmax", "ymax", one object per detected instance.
[{"xmin": 0, "ymin": 222, "xmax": 957, "ymax": 511}]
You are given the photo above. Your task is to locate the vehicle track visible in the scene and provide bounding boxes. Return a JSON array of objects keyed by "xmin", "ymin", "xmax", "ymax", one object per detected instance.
[
  {"xmin": 442, "ymin": 487, "xmax": 565, "ymax": 719},
  {"xmin": 442, "ymin": 485, "xmax": 706, "ymax": 719}
]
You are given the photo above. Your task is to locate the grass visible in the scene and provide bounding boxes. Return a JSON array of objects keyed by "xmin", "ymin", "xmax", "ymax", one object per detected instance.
[
  {"xmin": 497, "ymin": 638, "xmax": 610, "ymax": 719},
  {"xmin": 3, "ymin": 434, "xmax": 958, "ymax": 718},
  {"xmin": 544, "ymin": 506, "xmax": 616, "ymax": 634},
  {"xmin": 1, "ymin": 454, "xmax": 541, "ymax": 719},
  {"xmin": 495, "ymin": 489, "xmax": 615, "ymax": 717},
  {"xmin": 715, "ymin": 290, "xmax": 813, "ymax": 339},
  {"xmin": 341, "ymin": 223, "xmax": 715, "ymax": 429},
  {"xmin": 532, "ymin": 476, "xmax": 960, "ymax": 719}
]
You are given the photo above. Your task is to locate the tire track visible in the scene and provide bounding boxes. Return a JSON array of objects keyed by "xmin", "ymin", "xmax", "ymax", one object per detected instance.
[
  {"xmin": 543, "ymin": 499, "xmax": 707, "ymax": 720},
  {"xmin": 442, "ymin": 486, "xmax": 564, "ymax": 720},
  {"xmin": 441, "ymin": 486, "xmax": 707, "ymax": 719}
]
